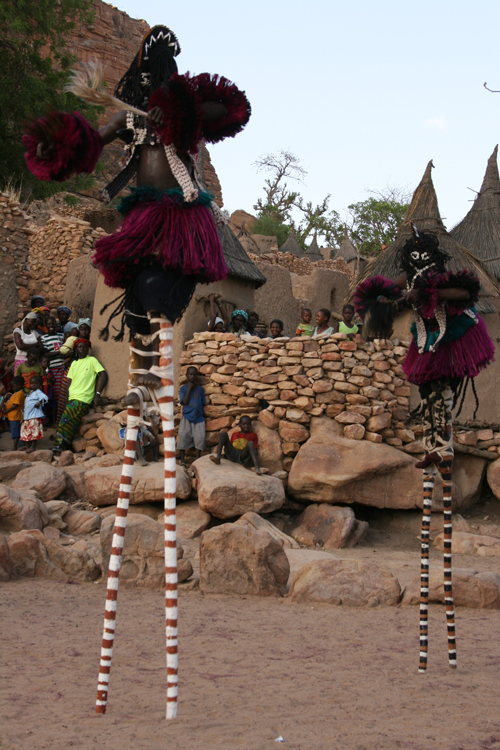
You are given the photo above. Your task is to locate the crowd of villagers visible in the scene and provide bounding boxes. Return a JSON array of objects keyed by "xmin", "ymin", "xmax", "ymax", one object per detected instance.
[{"xmin": 1, "ymin": 295, "xmax": 107, "ymax": 454}]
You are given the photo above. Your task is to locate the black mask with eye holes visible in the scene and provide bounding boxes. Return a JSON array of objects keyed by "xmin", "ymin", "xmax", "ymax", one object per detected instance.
[{"xmin": 396, "ymin": 222, "xmax": 451, "ymax": 283}]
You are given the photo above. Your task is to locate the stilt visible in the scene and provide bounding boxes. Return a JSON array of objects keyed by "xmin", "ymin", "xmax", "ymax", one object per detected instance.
[{"xmin": 419, "ymin": 466, "xmax": 435, "ymax": 673}]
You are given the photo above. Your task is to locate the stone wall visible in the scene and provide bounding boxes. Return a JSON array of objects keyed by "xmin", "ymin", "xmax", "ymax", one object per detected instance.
[
  {"xmin": 177, "ymin": 331, "xmax": 414, "ymax": 471},
  {"xmin": 0, "ymin": 193, "xmax": 32, "ymax": 342}
]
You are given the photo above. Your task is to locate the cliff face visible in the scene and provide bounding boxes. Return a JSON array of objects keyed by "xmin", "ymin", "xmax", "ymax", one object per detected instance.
[{"xmin": 64, "ymin": 1, "xmax": 223, "ymax": 206}]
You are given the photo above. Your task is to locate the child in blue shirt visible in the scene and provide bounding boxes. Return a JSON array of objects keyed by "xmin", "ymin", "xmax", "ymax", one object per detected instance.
[
  {"xmin": 177, "ymin": 366, "xmax": 206, "ymax": 468},
  {"xmin": 20, "ymin": 375, "xmax": 48, "ymax": 453}
]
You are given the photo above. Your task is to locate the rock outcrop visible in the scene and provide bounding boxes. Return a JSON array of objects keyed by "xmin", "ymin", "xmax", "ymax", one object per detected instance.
[
  {"xmin": 290, "ymin": 504, "xmax": 368, "ymax": 549},
  {"xmin": 403, "ymin": 567, "xmax": 500, "ymax": 608}
]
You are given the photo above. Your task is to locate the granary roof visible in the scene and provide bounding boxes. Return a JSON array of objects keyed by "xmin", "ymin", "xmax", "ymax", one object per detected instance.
[
  {"xmin": 218, "ymin": 223, "xmax": 267, "ymax": 288},
  {"xmin": 353, "ymin": 160, "xmax": 500, "ymax": 314},
  {"xmin": 450, "ymin": 146, "xmax": 500, "ymax": 278},
  {"xmin": 336, "ymin": 226, "xmax": 358, "ymax": 262},
  {"xmin": 304, "ymin": 231, "xmax": 324, "ymax": 261},
  {"xmin": 279, "ymin": 226, "xmax": 303, "ymax": 257}
]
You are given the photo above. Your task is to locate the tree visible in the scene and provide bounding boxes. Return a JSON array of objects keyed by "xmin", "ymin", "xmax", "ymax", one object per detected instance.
[
  {"xmin": 253, "ymin": 150, "xmax": 306, "ymax": 223},
  {"xmin": 0, "ymin": 0, "xmax": 96, "ymax": 200},
  {"xmin": 337, "ymin": 192, "xmax": 410, "ymax": 257}
]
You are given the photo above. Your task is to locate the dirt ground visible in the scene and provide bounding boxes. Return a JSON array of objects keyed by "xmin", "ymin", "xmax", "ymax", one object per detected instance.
[{"xmin": 2, "ymin": 575, "xmax": 500, "ymax": 750}]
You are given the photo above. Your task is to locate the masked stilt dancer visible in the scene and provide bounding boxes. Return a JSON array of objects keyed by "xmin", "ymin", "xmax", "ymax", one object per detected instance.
[
  {"xmin": 354, "ymin": 222, "xmax": 494, "ymax": 672},
  {"xmin": 23, "ymin": 25, "xmax": 251, "ymax": 719}
]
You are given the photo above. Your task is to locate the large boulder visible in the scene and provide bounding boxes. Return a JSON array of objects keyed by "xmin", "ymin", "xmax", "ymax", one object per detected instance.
[
  {"xmin": 0, "ymin": 533, "xmax": 14, "ymax": 581},
  {"xmin": 402, "ymin": 567, "xmax": 500, "ymax": 608},
  {"xmin": 235, "ymin": 511, "xmax": 299, "ymax": 549},
  {"xmin": 452, "ymin": 453, "xmax": 487, "ymax": 508},
  {"xmin": 0, "ymin": 460, "xmax": 31, "ymax": 482},
  {"xmin": 288, "ymin": 432, "xmax": 421, "ymax": 509},
  {"xmin": 84, "ymin": 463, "xmax": 191, "ymax": 506},
  {"xmin": 12, "ymin": 463, "xmax": 66, "ymax": 502},
  {"xmin": 193, "ymin": 455, "xmax": 285, "ymax": 519},
  {"xmin": 433, "ymin": 531, "xmax": 500, "ymax": 557},
  {"xmin": 290, "ymin": 504, "xmax": 368, "ymax": 549},
  {"xmin": 174, "ymin": 501, "xmax": 212, "ymax": 539},
  {"xmin": 98, "ymin": 503, "xmax": 163, "ymax": 520},
  {"xmin": 96, "ymin": 419, "xmax": 125, "ymax": 455},
  {"xmin": 63, "ymin": 465, "xmax": 89, "ymax": 500},
  {"xmin": 8, "ymin": 529, "xmax": 100, "ymax": 581},
  {"xmin": 64, "ymin": 508, "xmax": 101, "ymax": 536},
  {"xmin": 288, "ymin": 558, "xmax": 401, "ymax": 606},
  {"xmin": 487, "ymin": 457, "xmax": 500, "ymax": 501},
  {"xmin": 0, "ymin": 484, "xmax": 48, "ymax": 533},
  {"xmin": 200, "ymin": 524, "xmax": 290, "ymax": 596},
  {"xmin": 249, "ymin": 421, "xmax": 283, "ymax": 474},
  {"xmin": 100, "ymin": 514, "xmax": 192, "ymax": 587}
]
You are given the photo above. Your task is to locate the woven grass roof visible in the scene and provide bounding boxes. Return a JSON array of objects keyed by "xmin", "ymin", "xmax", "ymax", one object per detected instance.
[
  {"xmin": 218, "ymin": 223, "xmax": 266, "ymax": 288},
  {"xmin": 450, "ymin": 146, "xmax": 500, "ymax": 278},
  {"xmin": 279, "ymin": 226, "xmax": 303, "ymax": 257},
  {"xmin": 351, "ymin": 160, "xmax": 500, "ymax": 314},
  {"xmin": 304, "ymin": 231, "xmax": 323, "ymax": 261},
  {"xmin": 336, "ymin": 226, "xmax": 358, "ymax": 262}
]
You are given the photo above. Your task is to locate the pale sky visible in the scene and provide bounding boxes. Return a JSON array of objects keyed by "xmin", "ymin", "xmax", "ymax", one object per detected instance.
[{"xmin": 113, "ymin": 0, "xmax": 500, "ymax": 239}]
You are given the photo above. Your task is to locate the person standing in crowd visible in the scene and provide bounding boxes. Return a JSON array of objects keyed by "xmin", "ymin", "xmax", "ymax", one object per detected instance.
[
  {"xmin": 20, "ymin": 375, "xmax": 48, "ymax": 453},
  {"xmin": 334, "ymin": 304, "xmax": 359, "ymax": 340},
  {"xmin": 57, "ymin": 306, "xmax": 78, "ymax": 337},
  {"xmin": 246, "ymin": 312, "xmax": 263, "ymax": 338},
  {"xmin": 206, "ymin": 293, "xmax": 227, "ymax": 333},
  {"xmin": 30, "ymin": 295, "xmax": 45, "ymax": 311},
  {"xmin": 32, "ymin": 306, "xmax": 49, "ymax": 335},
  {"xmin": 40, "ymin": 316, "xmax": 64, "ymax": 417},
  {"xmin": 313, "ymin": 308, "xmax": 335, "ymax": 337},
  {"xmin": 4, "ymin": 376, "xmax": 26, "ymax": 449},
  {"xmin": 295, "ymin": 307, "xmax": 314, "ymax": 337},
  {"xmin": 15, "ymin": 348, "xmax": 44, "ymax": 392},
  {"xmin": 177, "ymin": 366, "xmax": 206, "ymax": 468},
  {"xmin": 269, "ymin": 319, "xmax": 284, "ymax": 338},
  {"xmin": 13, "ymin": 313, "xmax": 42, "ymax": 373},
  {"xmin": 53, "ymin": 339, "xmax": 107, "ymax": 454}
]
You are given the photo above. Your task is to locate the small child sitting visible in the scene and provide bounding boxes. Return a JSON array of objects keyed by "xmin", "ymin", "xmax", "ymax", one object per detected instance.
[
  {"xmin": 210, "ymin": 415, "xmax": 262, "ymax": 474},
  {"xmin": 335, "ymin": 304, "xmax": 359, "ymax": 340},
  {"xmin": 20, "ymin": 375, "xmax": 48, "ymax": 453},
  {"xmin": 295, "ymin": 307, "xmax": 314, "ymax": 337},
  {"xmin": 4, "ymin": 376, "xmax": 25, "ymax": 449}
]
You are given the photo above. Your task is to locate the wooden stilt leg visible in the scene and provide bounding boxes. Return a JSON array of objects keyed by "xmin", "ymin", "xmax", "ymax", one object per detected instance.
[
  {"xmin": 96, "ymin": 394, "xmax": 140, "ymax": 713},
  {"xmin": 419, "ymin": 467, "xmax": 434, "ymax": 673},
  {"xmin": 440, "ymin": 457, "xmax": 457, "ymax": 668}
]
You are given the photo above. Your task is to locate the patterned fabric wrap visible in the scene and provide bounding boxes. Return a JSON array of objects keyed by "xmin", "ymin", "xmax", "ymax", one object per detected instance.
[
  {"xmin": 20, "ymin": 418, "xmax": 43, "ymax": 442},
  {"xmin": 413, "ymin": 269, "xmax": 481, "ymax": 319},
  {"xmin": 147, "ymin": 73, "xmax": 251, "ymax": 155},
  {"xmin": 54, "ymin": 398, "xmax": 92, "ymax": 448},
  {"xmin": 92, "ymin": 186, "xmax": 227, "ymax": 289},
  {"xmin": 23, "ymin": 112, "xmax": 103, "ymax": 182}
]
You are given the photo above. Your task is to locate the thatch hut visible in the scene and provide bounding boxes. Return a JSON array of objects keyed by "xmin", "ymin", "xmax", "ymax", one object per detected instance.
[
  {"xmin": 304, "ymin": 231, "xmax": 323, "ymax": 262},
  {"xmin": 450, "ymin": 146, "xmax": 500, "ymax": 278},
  {"xmin": 352, "ymin": 160, "xmax": 500, "ymax": 423},
  {"xmin": 279, "ymin": 226, "xmax": 303, "ymax": 257}
]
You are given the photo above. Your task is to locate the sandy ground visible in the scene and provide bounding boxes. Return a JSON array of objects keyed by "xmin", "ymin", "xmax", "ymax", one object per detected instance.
[{"xmin": 2, "ymin": 576, "xmax": 500, "ymax": 750}]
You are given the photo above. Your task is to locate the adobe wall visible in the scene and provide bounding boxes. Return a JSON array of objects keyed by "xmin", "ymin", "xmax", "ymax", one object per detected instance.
[
  {"xmin": 178, "ymin": 331, "xmax": 415, "ymax": 471},
  {"xmin": 0, "ymin": 194, "xmax": 31, "ymax": 348}
]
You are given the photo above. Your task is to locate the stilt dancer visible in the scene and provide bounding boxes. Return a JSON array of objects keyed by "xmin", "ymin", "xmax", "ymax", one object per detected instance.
[
  {"xmin": 23, "ymin": 24, "xmax": 251, "ymax": 718},
  {"xmin": 354, "ymin": 222, "xmax": 494, "ymax": 671}
]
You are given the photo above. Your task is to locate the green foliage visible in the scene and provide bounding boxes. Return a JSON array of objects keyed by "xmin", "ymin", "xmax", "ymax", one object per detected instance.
[
  {"xmin": 63, "ymin": 194, "xmax": 79, "ymax": 207},
  {"xmin": 335, "ymin": 196, "xmax": 410, "ymax": 257},
  {"xmin": 251, "ymin": 213, "xmax": 291, "ymax": 248},
  {"xmin": 0, "ymin": 0, "xmax": 98, "ymax": 201}
]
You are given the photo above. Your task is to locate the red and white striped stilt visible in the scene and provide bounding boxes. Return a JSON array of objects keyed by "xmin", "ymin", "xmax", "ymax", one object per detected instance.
[
  {"xmin": 96, "ymin": 399, "xmax": 140, "ymax": 713},
  {"xmin": 155, "ymin": 317, "xmax": 178, "ymax": 719}
]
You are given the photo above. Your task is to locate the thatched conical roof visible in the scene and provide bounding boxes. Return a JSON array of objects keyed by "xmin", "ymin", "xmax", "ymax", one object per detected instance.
[
  {"xmin": 279, "ymin": 226, "xmax": 303, "ymax": 257},
  {"xmin": 218, "ymin": 223, "xmax": 266, "ymax": 288},
  {"xmin": 450, "ymin": 146, "xmax": 500, "ymax": 278},
  {"xmin": 353, "ymin": 160, "xmax": 499, "ymax": 314},
  {"xmin": 304, "ymin": 231, "xmax": 323, "ymax": 261},
  {"xmin": 337, "ymin": 226, "xmax": 358, "ymax": 262}
]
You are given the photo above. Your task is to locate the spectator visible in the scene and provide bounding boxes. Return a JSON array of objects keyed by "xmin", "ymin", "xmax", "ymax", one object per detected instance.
[
  {"xmin": 206, "ymin": 293, "xmax": 226, "ymax": 333},
  {"xmin": 177, "ymin": 366, "xmax": 206, "ymax": 468},
  {"xmin": 13, "ymin": 313, "xmax": 42, "ymax": 373},
  {"xmin": 313, "ymin": 309, "xmax": 335, "ymax": 338},
  {"xmin": 15, "ymin": 347, "xmax": 44, "ymax": 393},
  {"xmin": 269, "ymin": 319, "xmax": 284, "ymax": 339},
  {"xmin": 295, "ymin": 308, "xmax": 314, "ymax": 337},
  {"xmin": 32, "ymin": 306, "xmax": 49, "ymax": 335},
  {"xmin": 334, "ymin": 304, "xmax": 359, "ymax": 340},
  {"xmin": 0, "ymin": 357, "xmax": 12, "ymax": 394},
  {"xmin": 247, "ymin": 312, "xmax": 264, "ymax": 338},
  {"xmin": 39, "ymin": 352, "xmax": 56, "ymax": 428},
  {"xmin": 40, "ymin": 316, "xmax": 64, "ymax": 413},
  {"xmin": 19, "ymin": 375, "xmax": 48, "ymax": 453},
  {"xmin": 30, "ymin": 295, "xmax": 45, "ymax": 311},
  {"xmin": 4, "ymin": 376, "xmax": 25, "ymax": 449},
  {"xmin": 226, "ymin": 309, "xmax": 248, "ymax": 338},
  {"xmin": 77, "ymin": 318, "xmax": 92, "ymax": 340},
  {"xmin": 209, "ymin": 415, "xmax": 262, "ymax": 474},
  {"xmin": 57, "ymin": 306, "xmax": 78, "ymax": 337},
  {"xmin": 52, "ymin": 339, "xmax": 107, "ymax": 454}
]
